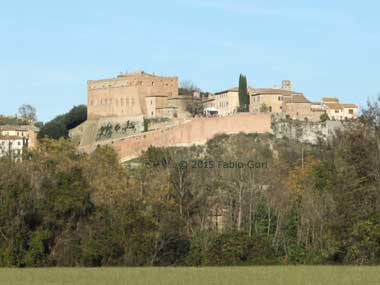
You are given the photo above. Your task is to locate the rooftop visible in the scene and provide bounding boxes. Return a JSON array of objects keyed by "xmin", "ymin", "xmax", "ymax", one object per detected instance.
[
  {"xmin": 0, "ymin": 135, "xmax": 25, "ymax": 140},
  {"xmin": 325, "ymin": 103, "xmax": 342, "ymax": 109},
  {"xmin": 214, "ymin": 85, "xmax": 255, "ymax": 95},
  {"xmin": 284, "ymin": 94, "xmax": 310, "ymax": 104},
  {"xmin": 0, "ymin": 125, "xmax": 39, "ymax": 131},
  {"xmin": 250, "ymin": 88, "xmax": 303, "ymax": 96},
  {"xmin": 214, "ymin": 87, "xmax": 239, "ymax": 95},
  {"xmin": 341, "ymin": 103, "xmax": 358, "ymax": 108},
  {"xmin": 322, "ymin": 97, "xmax": 339, "ymax": 102}
]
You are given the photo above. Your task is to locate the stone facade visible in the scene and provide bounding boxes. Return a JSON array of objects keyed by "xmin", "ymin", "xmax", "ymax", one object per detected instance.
[
  {"xmin": 87, "ymin": 71, "xmax": 178, "ymax": 120},
  {"xmin": 249, "ymin": 81, "xmax": 358, "ymax": 122},
  {"xmin": 204, "ymin": 88, "xmax": 240, "ymax": 116},
  {"xmin": 249, "ymin": 80, "xmax": 321, "ymax": 121}
]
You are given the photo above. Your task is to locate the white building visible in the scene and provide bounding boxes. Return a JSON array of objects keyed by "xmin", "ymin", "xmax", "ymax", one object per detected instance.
[
  {"xmin": 321, "ymin": 98, "xmax": 358, "ymax": 120},
  {"xmin": 0, "ymin": 125, "xmax": 39, "ymax": 161},
  {"xmin": 0, "ymin": 136, "xmax": 27, "ymax": 161}
]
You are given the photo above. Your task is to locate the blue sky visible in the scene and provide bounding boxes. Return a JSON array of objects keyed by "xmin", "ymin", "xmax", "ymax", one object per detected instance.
[{"xmin": 1, "ymin": 0, "xmax": 379, "ymax": 122}]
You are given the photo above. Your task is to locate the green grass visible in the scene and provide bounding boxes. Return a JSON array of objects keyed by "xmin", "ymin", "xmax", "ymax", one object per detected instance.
[{"xmin": 0, "ymin": 266, "xmax": 380, "ymax": 285}]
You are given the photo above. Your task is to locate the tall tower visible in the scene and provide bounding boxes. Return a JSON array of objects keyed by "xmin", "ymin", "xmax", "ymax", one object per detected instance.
[{"xmin": 282, "ymin": 80, "xmax": 292, "ymax": 91}]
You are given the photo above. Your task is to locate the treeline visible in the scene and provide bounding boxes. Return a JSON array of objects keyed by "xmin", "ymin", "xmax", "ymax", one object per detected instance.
[
  {"xmin": 37, "ymin": 105, "xmax": 87, "ymax": 140},
  {"xmin": 1, "ymin": 101, "xmax": 380, "ymax": 267}
]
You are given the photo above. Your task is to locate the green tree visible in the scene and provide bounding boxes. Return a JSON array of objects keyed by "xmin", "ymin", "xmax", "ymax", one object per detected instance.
[
  {"xmin": 320, "ymin": 112, "xmax": 329, "ymax": 122},
  {"xmin": 38, "ymin": 105, "xmax": 87, "ymax": 140},
  {"xmin": 238, "ymin": 74, "xmax": 249, "ymax": 112}
]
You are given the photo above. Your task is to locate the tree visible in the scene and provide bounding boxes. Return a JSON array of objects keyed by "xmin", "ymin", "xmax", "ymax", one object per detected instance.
[
  {"xmin": 65, "ymin": 105, "xmax": 87, "ymax": 130},
  {"xmin": 320, "ymin": 113, "xmax": 329, "ymax": 122},
  {"xmin": 18, "ymin": 104, "xmax": 37, "ymax": 121},
  {"xmin": 179, "ymin": 80, "xmax": 201, "ymax": 96},
  {"xmin": 185, "ymin": 99, "xmax": 204, "ymax": 117},
  {"xmin": 38, "ymin": 120, "xmax": 67, "ymax": 139},
  {"xmin": 238, "ymin": 74, "xmax": 249, "ymax": 112},
  {"xmin": 37, "ymin": 105, "xmax": 87, "ymax": 140}
]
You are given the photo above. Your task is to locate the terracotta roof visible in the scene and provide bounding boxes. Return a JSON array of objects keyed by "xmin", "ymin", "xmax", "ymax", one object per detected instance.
[
  {"xmin": 0, "ymin": 135, "xmax": 25, "ymax": 140},
  {"xmin": 325, "ymin": 103, "xmax": 342, "ymax": 109},
  {"xmin": 322, "ymin": 97, "xmax": 339, "ymax": 102},
  {"xmin": 250, "ymin": 88, "xmax": 303, "ymax": 96},
  {"xmin": 341, "ymin": 104, "xmax": 358, "ymax": 108},
  {"xmin": 284, "ymin": 94, "xmax": 310, "ymax": 104},
  {"xmin": 214, "ymin": 87, "xmax": 239, "ymax": 95},
  {"xmin": 0, "ymin": 125, "xmax": 39, "ymax": 131},
  {"xmin": 168, "ymin": 96, "xmax": 196, "ymax": 100}
]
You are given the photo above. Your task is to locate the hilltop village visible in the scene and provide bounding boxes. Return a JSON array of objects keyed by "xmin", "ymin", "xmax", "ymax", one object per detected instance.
[
  {"xmin": 0, "ymin": 71, "xmax": 358, "ymax": 161},
  {"xmin": 69, "ymin": 71, "xmax": 358, "ymax": 161}
]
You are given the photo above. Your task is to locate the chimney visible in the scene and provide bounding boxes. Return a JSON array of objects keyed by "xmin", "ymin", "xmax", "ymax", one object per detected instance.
[{"xmin": 282, "ymin": 80, "xmax": 292, "ymax": 90}]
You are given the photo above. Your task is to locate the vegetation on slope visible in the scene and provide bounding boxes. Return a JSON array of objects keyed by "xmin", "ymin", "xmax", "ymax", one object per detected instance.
[
  {"xmin": 37, "ymin": 105, "xmax": 87, "ymax": 140},
  {"xmin": 1, "ymin": 100, "xmax": 380, "ymax": 267}
]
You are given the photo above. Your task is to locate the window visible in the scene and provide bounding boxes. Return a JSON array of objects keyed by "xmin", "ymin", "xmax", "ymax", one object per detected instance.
[
  {"xmin": 278, "ymin": 96, "xmax": 281, "ymax": 101},
  {"xmin": 151, "ymin": 100, "xmax": 153, "ymax": 105},
  {"xmin": 335, "ymin": 110, "xmax": 339, "ymax": 113},
  {"xmin": 269, "ymin": 106, "xmax": 272, "ymax": 112},
  {"xmin": 349, "ymin": 109, "xmax": 353, "ymax": 114}
]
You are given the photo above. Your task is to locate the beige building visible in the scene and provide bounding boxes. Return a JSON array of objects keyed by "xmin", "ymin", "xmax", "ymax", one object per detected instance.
[
  {"xmin": 249, "ymin": 82, "xmax": 358, "ymax": 122},
  {"xmin": 87, "ymin": 71, "xmax": 178, "ymax": 119},
  {"xmin": 249, "ymin": 80, "xmax": 321, "ymax": 121},
  {"xmin": 283, "ymin": 94, "xmax": 322, "ymax": 121},
  {"xmin": 249, "ymin": 81, "xmax": 302, "ymax": 113},
  {"xmin": 204, "ymin": 87, "xmax": 240, "ymax": 116}
]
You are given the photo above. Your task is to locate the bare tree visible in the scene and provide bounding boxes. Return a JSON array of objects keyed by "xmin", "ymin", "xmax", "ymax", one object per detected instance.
[
  {"xmin": 179, "ymin": 80, "xmax": 201, "ymax": 96},
  {"xmin": 18, "ymin": 104, "xmax": 37, "ymax": 121}
]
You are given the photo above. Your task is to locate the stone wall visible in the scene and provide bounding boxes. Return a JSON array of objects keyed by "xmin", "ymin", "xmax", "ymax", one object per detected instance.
[
  {"xmin": 79, "ymin": 113, "xmax": 272, "ymax": 162},
  {"xmin": 70, "ymin": 115, "xmax": 144, "ymax": 146},
  {"xmin": 272, "ymin": 118, "xmax": 343, "ymax": 144}
]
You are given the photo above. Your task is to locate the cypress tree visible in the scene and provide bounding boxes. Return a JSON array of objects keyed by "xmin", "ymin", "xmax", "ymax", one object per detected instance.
[{"xmin": 238, "ymin": 74, "xmax": 249, "ymax": 112}]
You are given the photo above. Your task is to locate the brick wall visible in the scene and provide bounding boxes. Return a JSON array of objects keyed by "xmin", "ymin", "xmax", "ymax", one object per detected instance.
[{"xmin": 80, "ymin": 113, "xmax": 272, "ymax": 162}]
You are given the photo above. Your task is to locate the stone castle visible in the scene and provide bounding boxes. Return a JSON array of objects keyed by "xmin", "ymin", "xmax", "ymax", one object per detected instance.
[
  {"xmin": 70, "ymin": 71, "xmax": 359, "ymax": 161},
  {"xmin": 87, "ymin": 71, "xmax": 179, "ymax": 119}
]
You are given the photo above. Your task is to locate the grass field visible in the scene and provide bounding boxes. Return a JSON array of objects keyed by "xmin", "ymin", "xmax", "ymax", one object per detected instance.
[{"xmin": 0, "ymin": 266, "xmax": 380, "ymax": 285}]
